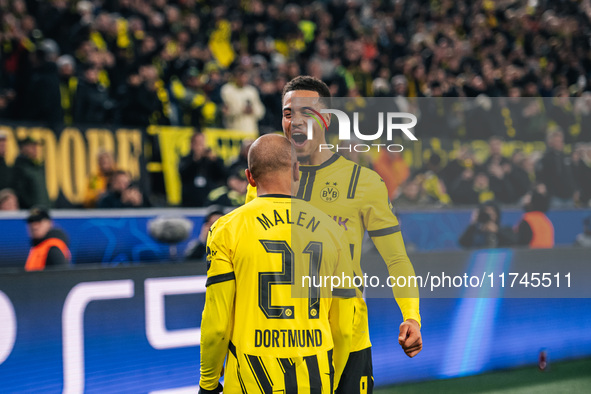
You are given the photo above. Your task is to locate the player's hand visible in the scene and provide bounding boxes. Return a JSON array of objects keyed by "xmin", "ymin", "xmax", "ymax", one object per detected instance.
[
  {"xmin": 398, "ymin": 319, "xmax": 422, "ymax": 358},
  {"xmin": 198, "ymin": 382, "xmax": 223, "ymax": 394}
]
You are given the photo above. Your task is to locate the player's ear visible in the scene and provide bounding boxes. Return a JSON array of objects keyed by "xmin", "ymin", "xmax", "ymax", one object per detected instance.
[
  {"xmin": 291, "ymin": 161, "xmax": 300, "ymax": 197},
  {"xmin": 292, "ymin": 161, "xmax": 300, "ymax": 183},
  {"xmin": 324, "ymin": 112, "xmax": 331, "ymax": 128},
  {"xmin": 245, "ymin": 169, "xmax": 257, "ymax": 187}
]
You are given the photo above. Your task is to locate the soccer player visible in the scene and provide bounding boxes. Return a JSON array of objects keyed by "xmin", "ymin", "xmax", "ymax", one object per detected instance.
[
  {"xmin": 199, "ymin": 134, "xmax": 356, "ymax": 393},
  {"xmin": 245, "ymin": 76, "xmax": 423, "ymax": 393}
]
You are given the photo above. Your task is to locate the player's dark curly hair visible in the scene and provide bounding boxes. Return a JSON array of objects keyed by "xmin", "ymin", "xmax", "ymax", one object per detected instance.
[{"xmin": 282, "ymin": 76, "xmax": 332, "ymax": 104}]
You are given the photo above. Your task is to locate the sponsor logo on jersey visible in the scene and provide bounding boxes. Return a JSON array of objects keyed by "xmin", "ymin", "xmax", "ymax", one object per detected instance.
[{"xmin": 254, "ymin": 329, "xmax": 323, "ymax": 348}]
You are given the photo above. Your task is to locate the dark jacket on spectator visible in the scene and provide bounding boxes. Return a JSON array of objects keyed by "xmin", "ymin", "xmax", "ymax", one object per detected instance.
[
  {"xmin": 449, "ymin": 178, "xmax": 494, "ymax": 205},
  {"xmin": 506, "ymin": 166, "xmax": 532, "ymax": 202},
  {"xmin": 487, "ymin": 173, "xmax": 516, "ymax": 204},
  {"xmin": 97, "ymin": 189, "xmax": 150, "ymax": 209},
  {"xmin": 119, "ymin": 83, "xmax": 161, "ymax": 127},
  {"xmin": 179, "ymin": 154, "xmax": 226, "ymax": 207},
  {"xmin": 537, "ymin": 149, "xmax": 576, "ymax": 200},
  {"xmin": 73, "ymin": 79, "xmax": 111, "ymax": 124},
  {"xmin": 12, "ymin": 154, "xmax": 50, "ymax": 209},
  {"xmin": 574, "ymin": 159, "xmax": 591, "ymax": 206},
  {"xmin": 26, "ymin": 61, "xmax": 63, "ymax": 124},
  {"xmin": 0, "ymin": 156, "xmax": 12, "ymax": 190},
  {"xmin": 459, "ymin": 223, "xmax": 515, "ymax": 249}
]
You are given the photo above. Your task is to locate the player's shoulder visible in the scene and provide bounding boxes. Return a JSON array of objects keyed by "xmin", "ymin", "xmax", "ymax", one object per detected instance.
[
  {"xmin": 293, "ymin": 198, "xmax": 345, "ymax": 236},
  {"xmin": 336, "ymin": 156, "xmax": 385, "ymax": 189},
  {"xmin": 208, "ymin": 204, "xmax": 246, "ymax": 235},
  {"xmin": 335, "ymin": 155, "xmax": 381, "ymax": 178}
]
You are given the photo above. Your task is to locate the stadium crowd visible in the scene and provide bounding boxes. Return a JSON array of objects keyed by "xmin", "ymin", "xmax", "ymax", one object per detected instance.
[
  {"xmin": 0, "ymin": 0, "xmax": 590, "ymax": 210},
  {"xmin": 3, "ymin": 0, "xmax": 591, "ymax": 131}
]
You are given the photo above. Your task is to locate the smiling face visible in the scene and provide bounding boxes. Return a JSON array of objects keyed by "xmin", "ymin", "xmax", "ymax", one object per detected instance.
[{"xmin": 282, "ymin": 90, "xmax": 329, "ymax": 163}]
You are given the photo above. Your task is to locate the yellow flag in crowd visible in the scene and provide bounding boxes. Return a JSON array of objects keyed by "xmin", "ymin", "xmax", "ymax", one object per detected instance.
[{"xmin": 208, "ymin": 20, "xmax": 235, "ymax": 68}]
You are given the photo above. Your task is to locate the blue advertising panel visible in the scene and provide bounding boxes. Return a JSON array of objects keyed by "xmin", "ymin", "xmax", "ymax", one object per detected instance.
[
  {"xmin": 1, "ymin": 250, "xmax": 590, "ymax": 392},
  {"xmin": 0, "ymin": 208, "xmax": 589, "ymax": 267}
]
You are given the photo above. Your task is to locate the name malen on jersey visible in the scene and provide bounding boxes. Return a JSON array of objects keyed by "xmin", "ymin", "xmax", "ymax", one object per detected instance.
[
  {"xmin": 256, "ymin": 209, "xmax": 321, "ymax": 232},
  {"xmin": 254, "ymin": 329, "xmax": 323, "ymax": 348}
]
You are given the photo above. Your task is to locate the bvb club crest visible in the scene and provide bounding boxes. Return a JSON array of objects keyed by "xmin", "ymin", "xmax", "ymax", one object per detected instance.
[{"xmin": 320, "ymin": 182, "xmax": 339, "ymax": 202}]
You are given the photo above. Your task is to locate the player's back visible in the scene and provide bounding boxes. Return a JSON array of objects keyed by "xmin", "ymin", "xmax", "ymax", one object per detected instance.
[{"xmin": 207, "ymin": 195, "xmax": 353, "ymax": 393}]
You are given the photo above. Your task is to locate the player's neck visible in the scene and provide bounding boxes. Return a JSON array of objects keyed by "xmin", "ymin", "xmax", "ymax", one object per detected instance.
[
  {"xmin": 299, "ymin": 148, "xmax": 333, "ymax": 166},
  {"xmin": 256, "ymin": 179, "xmax": 293, "ymax": 197}
]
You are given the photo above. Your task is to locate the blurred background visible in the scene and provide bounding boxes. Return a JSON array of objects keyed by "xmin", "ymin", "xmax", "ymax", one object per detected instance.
[{"xmin": 0, "ymin": 0, "xmax": 590, "ymax": 392}]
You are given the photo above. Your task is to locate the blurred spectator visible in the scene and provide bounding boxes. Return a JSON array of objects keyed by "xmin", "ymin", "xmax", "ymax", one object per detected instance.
[
  {"xmin": 373, "ymin": 150, "xmax": 410, "ymax": 200},
  {"xmin": 97, "ymin": 170, "xmax": 148, "ymax": 208},
  {"xmin": 413, "ymin": 153, "xmax": 451, "ymax": 205},
  {"xmin": 73, "ymin": 64, "xmax": 112, "ymax": 124},
  {"xmin": 170, "ymin": 68, "xmax": 217, "ymax": 131},
  {"xmin": 450, "ymin": 170, "xmax": 495, "ymax": 205},
  {"xmin": 459, "ymin": 201, "xmax": 515, "ymax": 249},
  {"xmin": 12, "ymin": 137, "xmax": 50, "ymax": 209},
  {"xmin": 24, "ymin": 207, "xmax": 70, "ymax": 271},
  {"xmin": 57, "ymin": 55, "xmax": 77, "ymax": 125},
  {"xmin": 228, "ymin": 139, "xmax": 253, "ymax": 175},
  {"xmin": 259, "ymin": 76, "xmax": 284, "ymax": 134},
  {"xmin": 394, "ymin": 178, "xmax": 429, "ymax": 209},
  {"xmin": 184, "ymin": 206, "xmax": 224, "ymax": 261},
  {"xmin": 514, "ymin": 185, "xmax": 554, "ymax": 249},
  {"xmin": 537, "ymin": 130, "xmax": 576, "ymax": 208},
  {"xmin": 0, "ymin": 189, "xmax": 19, "ymax": 211},
  {"xmin": 574, "ymin": 216, "xmax": 591, "ymax": 247},
  {"xmin": 440, "ymin": 146, "xmax": 480, "ymax": 190},
  {"xmin": 506, "ymin": 150, "xmax": 535, "ymax": 203},
  {"xmin": 221, "ymin": 68, "xmax": 265, "ymax": 133},
  {"xmin": 207, "ymin": 168, "xmax": 248, "ymax": 207},
  {"xmin": 25, "ymin": 40, "xmax": 63, "ymax": 125},
  {"xmin": 572, "ymin": 143, "xmax": 591, "ymax": 207},
  {"xmin": 179, "ymin": 133, "xmax": 226, "ymax": 207},
  {"xmin": 483, "ymin": 137, "xmax": 516, "ymax": 203},
  {"xmin": 118, "ymin": 69, "xmax": 158, "ymax": 127},
  {"xmin": 484, "ymin": 137, "xmax": 510, "ymax": 168},
  {"xmin": 84, "ymin": 151, "xmax": 117, "ymax": 208},
  {"xmin": 0, "ymin": 130, "xmax": 12, "ymax": 190}
]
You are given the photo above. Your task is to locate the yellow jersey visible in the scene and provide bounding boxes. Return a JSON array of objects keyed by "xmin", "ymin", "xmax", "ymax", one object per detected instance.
[
  {"xmin": 200, "ymin": 195, "xmax": 356, "ymax": 393},
  {"xmin": 246, "ymin": 154, "xmax": 421, "ymax": 351}
]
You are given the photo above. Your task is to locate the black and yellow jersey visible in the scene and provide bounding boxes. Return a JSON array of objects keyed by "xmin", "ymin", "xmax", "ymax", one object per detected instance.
[
  {"xmin": 200, "ymin": 195, "xmax": 356, "ymax": 393},
  {"xmin": 246, "ymin": 154, "xmax": 421, "ymax": 351}
]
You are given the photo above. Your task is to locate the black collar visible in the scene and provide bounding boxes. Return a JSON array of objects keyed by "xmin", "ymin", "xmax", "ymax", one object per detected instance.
[{"xmin": 259, "ymin": 194, "xmax": 292, "ymax": 198}]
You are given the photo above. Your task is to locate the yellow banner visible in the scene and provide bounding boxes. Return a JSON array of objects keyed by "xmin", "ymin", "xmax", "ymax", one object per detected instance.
[{"xmin": 0, "ymin": 124, "xmax": 143, "ymax": 206}]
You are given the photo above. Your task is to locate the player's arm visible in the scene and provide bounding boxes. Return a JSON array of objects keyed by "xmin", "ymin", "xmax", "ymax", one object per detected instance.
[
  {"xmin": 371, "ymin": 233, "xmax": 420, "ymax": 324},
  {"xmin": 329, "ymin": 296, "xmax": 354, "ymax": 388},
  {"xmin": 372, "ymin": 233, "xmax": 422, "ymax": 357},
  {"xmin": 199, "ymin": 223, "xmax": 235, "ymax": 392},
  {"xmin": 362, "ymin": 174, "xmax": 422, "ymax": 356},
  {"xmin": 328, "ymin": 245, "xmax": 356, "ymax": 386}
]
